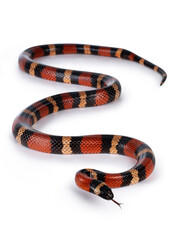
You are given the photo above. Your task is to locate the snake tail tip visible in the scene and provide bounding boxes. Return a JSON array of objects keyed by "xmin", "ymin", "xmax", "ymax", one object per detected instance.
[{"xmin": 160, "ymin": 75, "xmax": 167, "ymax": 86}]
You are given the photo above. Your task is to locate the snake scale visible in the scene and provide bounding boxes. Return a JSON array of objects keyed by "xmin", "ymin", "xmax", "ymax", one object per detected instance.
[{"xmin": 12, "ymin": 44, "xmax": 167, "ymax": 207}]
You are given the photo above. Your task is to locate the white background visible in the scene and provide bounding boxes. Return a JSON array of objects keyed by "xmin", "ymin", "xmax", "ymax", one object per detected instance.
[{"xmin": 0, "ymin": 0, "xmax": 179, "ymax": 239}]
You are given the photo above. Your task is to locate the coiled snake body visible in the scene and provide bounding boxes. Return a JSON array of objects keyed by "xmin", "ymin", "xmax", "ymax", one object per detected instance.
[{"xmin": 12, "ymin": 44, "xmax": 167, "ymax": 206}]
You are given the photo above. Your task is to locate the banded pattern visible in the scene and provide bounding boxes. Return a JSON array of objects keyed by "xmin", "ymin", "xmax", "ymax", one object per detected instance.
[{"xmin": 12, "ymin": 44, "xmax": 167, "ymax": 203}]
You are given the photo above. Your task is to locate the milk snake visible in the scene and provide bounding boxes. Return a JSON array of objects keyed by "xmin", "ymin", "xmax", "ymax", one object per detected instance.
[{"xmin": 12, "ymin": 44, "xmax": 167, "ymax": 207}]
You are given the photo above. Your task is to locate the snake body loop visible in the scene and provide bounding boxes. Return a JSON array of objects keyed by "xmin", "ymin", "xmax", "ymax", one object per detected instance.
[{"xmin": 12, "ymin": 44, "xmax": 167, "ymax": 203}]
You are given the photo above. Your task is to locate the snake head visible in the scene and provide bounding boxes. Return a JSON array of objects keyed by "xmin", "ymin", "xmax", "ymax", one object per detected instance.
[
  {"xmin": 89, "ymin": 180, "xmax": 114, "ymax": 200},
  {"xmin": 99, "ymin": 184, "xmax": 114, "ymax": 200}
]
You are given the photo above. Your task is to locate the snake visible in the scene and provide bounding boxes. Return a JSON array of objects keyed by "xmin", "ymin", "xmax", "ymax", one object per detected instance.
[{"xmin": 12, "ymin": 44, "xmax": 167, "ymax": 207}]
